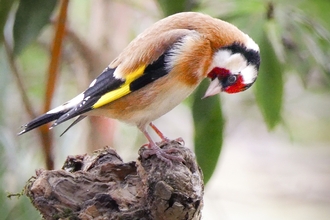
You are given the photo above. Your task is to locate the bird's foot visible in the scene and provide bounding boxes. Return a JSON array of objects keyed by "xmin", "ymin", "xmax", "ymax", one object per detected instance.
[{"xmin": 141, "ymin": 141, "xmax": 184, "ymax": 166}]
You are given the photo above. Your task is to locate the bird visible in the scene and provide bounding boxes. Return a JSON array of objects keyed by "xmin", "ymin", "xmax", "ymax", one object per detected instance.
[{"xmin": 19, "ymin": 12, "xmax": 260, "ymax": 163}]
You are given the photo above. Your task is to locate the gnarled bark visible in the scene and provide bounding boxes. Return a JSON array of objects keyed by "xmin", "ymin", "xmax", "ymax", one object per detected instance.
[{"xmin": 25, "ymin": 140, "xmax": 204, "ymax": 220}]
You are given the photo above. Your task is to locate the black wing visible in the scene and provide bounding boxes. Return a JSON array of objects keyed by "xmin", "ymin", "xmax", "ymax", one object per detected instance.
[
  {"xmin": 19, "ymin": 67, "xmax": 123, "ymax": 135},
  {"xmin": 19, "ymin": 48, "xmax": 173, "ymax": 135}
]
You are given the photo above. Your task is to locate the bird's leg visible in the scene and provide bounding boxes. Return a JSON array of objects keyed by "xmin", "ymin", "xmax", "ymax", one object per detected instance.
[
  {"xmin": 149, "ymin": 122, "xmax": 185, "ymax": 153},
  {"xmin": 149, "ymin": 122, "xmax": 185, "ymax": 145},
  {"xmin": 140, "ymin": 128, "xmax": 184, "ymax": 165},
  {"xmin": 149, "ymin": 122, "xmax": 169, "ymax": 142}
]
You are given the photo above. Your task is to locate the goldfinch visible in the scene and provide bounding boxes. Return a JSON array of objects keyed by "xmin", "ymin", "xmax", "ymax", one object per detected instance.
[{"xmin": 19, "ymin": 12, "xmax": 260, "ymax": 162}]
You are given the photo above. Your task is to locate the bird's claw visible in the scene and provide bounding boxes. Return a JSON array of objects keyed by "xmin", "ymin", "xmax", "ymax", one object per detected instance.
[{"xmin": 142, "ymin": 142, "xmax": 184, "ymax": 166}]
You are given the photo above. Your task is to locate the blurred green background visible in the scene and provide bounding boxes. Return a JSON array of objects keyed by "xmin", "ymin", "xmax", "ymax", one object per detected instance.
[{"xmin": 1, "ymin": 0, "xmax": 330, "ymax": 219}]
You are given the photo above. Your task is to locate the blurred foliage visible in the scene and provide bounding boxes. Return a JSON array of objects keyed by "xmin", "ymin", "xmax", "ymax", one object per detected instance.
[
  {"xmin": 0, "ymin": 0, "xmax": 330, "ymax": 218},
  {"xmin": 0, "ymin": 0, "xmax": 14, "ymax": 43},
  {"xmin": 192, "ymin": 80, "xmax": 224, "ymax": 183},
  {"xmin": 255, "ymin": 19, "xmax": 284, "ymax": 129},
  {"xmin": 13, "ymin": 0, "xmax": 57, "ymax": 55},
  {"xmin": 156, "ymin": 0, "xmax": 199, "ymax": 15},
  {"xmin": 157, "ymin": 0, "xmax": 330, "ymax": 183}
]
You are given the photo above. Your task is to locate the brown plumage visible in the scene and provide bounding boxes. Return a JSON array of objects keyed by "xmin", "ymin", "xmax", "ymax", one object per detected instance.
[
  {"xmin": 111, "ymin": 12, "xmax": 248, "ymax": 74},
  {"xmin": 19, "ymin": 12, "xmax": 261, "ymax": 164}
]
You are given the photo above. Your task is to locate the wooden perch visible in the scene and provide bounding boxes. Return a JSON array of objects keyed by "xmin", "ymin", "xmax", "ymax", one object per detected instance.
[{"xmin": 25, "ymin": 140, "xmax": 204, "ymax": 220}]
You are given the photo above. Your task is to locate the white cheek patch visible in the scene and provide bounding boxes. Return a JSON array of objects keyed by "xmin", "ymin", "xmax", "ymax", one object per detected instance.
[
  {"xmin": 208, "ymin": 50, "xmax": 231, "ymax": 73},
  {"xmin": 224, "ymin": 53, "xmax": 247, "ymax": 73},
  {"xmin": 241, "ymin": 65, "xmax": 258, "ymax": 84},
  {"xmin": 209, "ymin": 48, "xmax": 258, "ymax": 86},
  {"xmin": 208, "ymin": 50, "xmax": 247, "ymax": 74}
]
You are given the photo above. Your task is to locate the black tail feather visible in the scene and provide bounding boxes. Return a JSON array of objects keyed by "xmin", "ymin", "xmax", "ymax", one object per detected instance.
[
  {"xmin": 18, "ymin": 111, "xmax": 66, "ymax": 135},
  {"xmin": 51, "ymin": 96, "xmax": 99, "ymax": 128},
  {"xmin": 59, "ymin": 115, "xmax": 87, "ymax": 137}
]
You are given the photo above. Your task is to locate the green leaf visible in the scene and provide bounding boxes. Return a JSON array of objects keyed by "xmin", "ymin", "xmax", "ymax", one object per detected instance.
[
  {"xmin": 0, "ymin": 0, "xmax": 15, "ymax": 42},
  {"xmin": 156, "ymin": 0, "xmax": 199, "ymax": 16},
  {"xmin": 13, "ymin": 0, "xmax": 57, "ymax": 55},
  {"xmin": 255, "ymin": 21, "xmax": 283, "ymax": 129},
  {"xmin": 265, "ymin": 20, "xmax": 285, "ymax": 63},
  {"xmin": 192, "ymin": 80, "xmax": 224, "ymax": 184}
]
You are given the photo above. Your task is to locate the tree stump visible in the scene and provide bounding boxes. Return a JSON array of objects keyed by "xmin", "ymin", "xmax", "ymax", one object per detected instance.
[{"xmin": 25, "ymin": 140, "xmax": 204, "ymax": 220}]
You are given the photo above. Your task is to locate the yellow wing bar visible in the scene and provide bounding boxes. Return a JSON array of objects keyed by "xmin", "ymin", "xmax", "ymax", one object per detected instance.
[{"xmin": 92, "ymin": 65, "xmax": 146, "ymax": 109}]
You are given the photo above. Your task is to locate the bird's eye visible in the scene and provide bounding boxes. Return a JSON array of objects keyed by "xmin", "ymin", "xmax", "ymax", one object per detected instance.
[{"xmin": 227, "ymin": 75, "xmax": 237, "ymax": 85}]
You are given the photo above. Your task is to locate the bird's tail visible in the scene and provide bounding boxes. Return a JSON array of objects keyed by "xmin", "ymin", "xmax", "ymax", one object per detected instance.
[
  {"xmin": 18, "ymin": 93, "xmax": 86, "ymax": 135},
  {"xmin": 18, "ymin": 110, "xmax": 68, "ymax": 135}
]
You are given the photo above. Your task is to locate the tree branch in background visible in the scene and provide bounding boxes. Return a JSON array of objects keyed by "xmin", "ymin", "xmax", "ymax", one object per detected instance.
[
  {"xmin": 39, "ymin": 0, "xmax": 69, "ymax": 170},
  {"xmin": 3, "ymin": 39, "xmax": 36, "ymax": 119},
  {"xmin": 44, "ymin": 0, "xmax": 68, "ymax": 112}
]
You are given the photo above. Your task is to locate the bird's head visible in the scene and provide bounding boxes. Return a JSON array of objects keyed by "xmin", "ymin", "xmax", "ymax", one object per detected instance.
[{"xmin": 204, "ymin": 37, "xmax": 260, "ymax": 97}]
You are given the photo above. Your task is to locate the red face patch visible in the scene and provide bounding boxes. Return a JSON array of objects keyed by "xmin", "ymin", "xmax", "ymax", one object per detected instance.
[
  {"xmin": 207, "ymin": 67, "xmax": 246, "ymax": 94},
  {"xmin": 223, "ymin": 75, "xmax": 245, "ymax": 93},
  {"xmin": 207, "ymin": 67, "xmax": 230, "ymax": 80}
]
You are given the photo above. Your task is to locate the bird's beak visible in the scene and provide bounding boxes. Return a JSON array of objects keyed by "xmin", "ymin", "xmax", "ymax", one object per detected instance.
[{"xmin": 203, "ymin": 78, "xmax": 222, "ymax": 98}]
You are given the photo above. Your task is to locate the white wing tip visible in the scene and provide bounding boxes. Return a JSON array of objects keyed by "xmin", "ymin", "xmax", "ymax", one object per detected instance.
[{"xmin": 46, "ymin": 94, "xmax": 85, "ymax": 114}]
